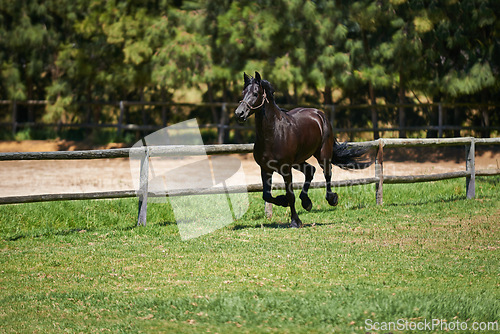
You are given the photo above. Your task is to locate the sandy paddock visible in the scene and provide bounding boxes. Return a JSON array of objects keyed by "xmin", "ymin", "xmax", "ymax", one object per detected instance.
[{"xmin": 0, "ymin": 140, "xmax": 498, "ymax": 198}]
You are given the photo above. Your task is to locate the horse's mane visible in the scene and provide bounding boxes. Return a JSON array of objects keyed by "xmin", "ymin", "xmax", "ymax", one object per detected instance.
[
  {"xmin": 260, "ymin": 80, "xmax": 275, "ymax": 99},
  {"xmin": 261, "ymin": 79, "xmax": 288, "ymax": 111},
  {"xmin": 245, "ymin": 75, "xmax": 285, "ymax": 110},
  {"xmin": 245, "ymin": 76, "xmax": 275, "ymax": 97}
]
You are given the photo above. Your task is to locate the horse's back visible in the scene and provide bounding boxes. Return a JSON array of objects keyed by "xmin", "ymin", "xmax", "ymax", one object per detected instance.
[
  {"xmin": 287, "ymin": 107, "xmax": 318, "ymax": 116},
  {"xmin": 288, "ymin": 107, "xmax": 326, "ymax": 122},
  {"xmin": 287, "ymin": 107, "xmax": 330, "ymax": 133},
  {"xmin": 279, "ymin": 107, "xmax": 330, "ymax": 160}
]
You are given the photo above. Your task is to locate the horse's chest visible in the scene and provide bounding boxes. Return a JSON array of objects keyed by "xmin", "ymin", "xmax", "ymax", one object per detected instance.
[
  {"xmin": 253, "ymin": 148, "xmax": 270, "ymax": 168},
  {"xmin": 253, "ymin": 140, "xmax": 291, "ymax": 173},
  {"xmin": 253, "ymin": 143, "xmax": 275, "ymax": 170}
]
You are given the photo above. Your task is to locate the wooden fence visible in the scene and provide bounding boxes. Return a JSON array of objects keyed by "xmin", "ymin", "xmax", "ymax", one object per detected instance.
[
  {"xmin": 0, "ymin": 137, "xmax": 499, "ymax": 225},
  {"xmin": 1, "ymin": 100, "xmax": 498, "ymax": 142}
]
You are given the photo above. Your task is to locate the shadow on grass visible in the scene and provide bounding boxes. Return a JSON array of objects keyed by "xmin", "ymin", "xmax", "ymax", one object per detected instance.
[
  {"xmin": 230, "ymin": 220, "xmax": 333, "ymax": 230},
  {"xmin": 156, "ymin": 220, "xmax": 177, "ymax": 227},
  {"xmin": 3, "ymin": 223, "xmax": 140, "ymax": 242},
  {"xmin": 4, "ymin": 227, "xmax": 92, "ymax": 242},
  {"xmin": 230, "ymin": 222, "xmax": 287, "ymax": 230}
]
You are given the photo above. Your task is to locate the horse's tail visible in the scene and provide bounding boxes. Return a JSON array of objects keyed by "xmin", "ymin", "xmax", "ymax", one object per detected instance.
[{"xmin": 332, "ymin": 138, "xmax": 373, "ymax": 170}]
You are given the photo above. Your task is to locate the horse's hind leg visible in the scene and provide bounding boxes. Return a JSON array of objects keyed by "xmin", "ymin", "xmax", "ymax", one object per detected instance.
[
  {"xmin": 321, "ymin": 161, "xmax": 338, "ymax": 206},
  {"xmin": 316, "ymin": 135, "xmax": 339, "ymax": 207},
  {"xmin": 293, "ymin": 162, "xmax": 315, "ymax": 211},
  {"xmin": 315, "ymin": 153, "xmax": 338, "ymax": 207}
]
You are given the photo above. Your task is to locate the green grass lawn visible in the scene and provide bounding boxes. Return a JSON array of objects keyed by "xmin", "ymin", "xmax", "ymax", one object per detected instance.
[{"xmin": 0, "ymin": 177, "xmax": 499, "ymax": 333}]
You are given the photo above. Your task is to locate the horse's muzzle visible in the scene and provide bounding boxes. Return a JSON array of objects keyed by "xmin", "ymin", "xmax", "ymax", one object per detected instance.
[
  {"xmin": 235, "ymin": 108, "xmax": 247, "ymax": 124},
  {"xmin": 237, "ymin": 116, "xmax": 247, "ymax": 124},
  {"xmin": 235, "ymin": 103, "xmax": 249, "ymax": 124}
]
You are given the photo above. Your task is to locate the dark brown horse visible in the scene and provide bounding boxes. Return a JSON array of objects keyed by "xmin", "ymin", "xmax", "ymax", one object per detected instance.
[{"xmin": 235, "ymin": 72, "xmax": 371, "ymax": 227}]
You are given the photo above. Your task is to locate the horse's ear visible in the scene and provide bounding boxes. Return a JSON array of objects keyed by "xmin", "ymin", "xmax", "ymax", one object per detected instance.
[
  {"xmin": 255, "ymin": 71, "xmax": 262, "ymax": 84},
  {"xmin": 244, "ymin": 72, "xmax": 251, "ymax": 86}
]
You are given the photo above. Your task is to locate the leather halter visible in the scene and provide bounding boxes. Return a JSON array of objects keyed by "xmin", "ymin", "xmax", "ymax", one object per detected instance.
[{"xmin": 239, "ymin": 89, "xmax": 268, "ymax": 110}]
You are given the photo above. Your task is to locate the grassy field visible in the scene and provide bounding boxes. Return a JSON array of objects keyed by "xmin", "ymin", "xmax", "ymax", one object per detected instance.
[{"xmin": 0, "ymin": 177, "xmax": 499, "ymax": 333}]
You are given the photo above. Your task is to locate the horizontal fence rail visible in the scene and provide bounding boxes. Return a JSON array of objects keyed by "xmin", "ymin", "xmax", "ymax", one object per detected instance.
[
  {"xmin": 1, "ymin": 137, "xmax": 497, "ymax": 161},
  {"xmin": 0, "ymin": 144, "xmax": 254, "ymax": 161},
  {"xmin": 0, "ymin": 170, "xmax": 497, "ymax": 206}
]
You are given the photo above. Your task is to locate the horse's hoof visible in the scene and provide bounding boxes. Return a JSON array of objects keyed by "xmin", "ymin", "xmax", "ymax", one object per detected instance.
[
  {"xmin": 301, "ymin": 198, "xmax": 313, "ymax": 211},
  {"xmin": 327, "ymin": 192, "xmax": 338, "ymax": 206},
  {"xmin": 290, "ymin": 219, "xmax": 302, "ymax": 228}
]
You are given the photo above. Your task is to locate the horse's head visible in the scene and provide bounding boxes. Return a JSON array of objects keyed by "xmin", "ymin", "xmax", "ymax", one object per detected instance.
[{"xmin": 235, "ymin": 71, "xmax": 268, "ymax": 124}]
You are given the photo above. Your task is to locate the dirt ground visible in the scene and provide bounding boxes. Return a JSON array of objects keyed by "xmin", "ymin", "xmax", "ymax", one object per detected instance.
[{"xmin": 0, "ymin": 140, "xmax": 499, "ymax": 197}]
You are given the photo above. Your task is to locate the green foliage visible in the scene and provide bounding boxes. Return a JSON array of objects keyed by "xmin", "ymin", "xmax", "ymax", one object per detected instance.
[
  {"xmin": 1, "ymin": 63, "xmax": 26, "ymax": 100},
  {"xmin": 443, "ymin": 62, "xmax": 496, "ymax": 97},
  {"xmin": 13, "ymin": 127, "xmax": 32, "ymax": 141},
  {"xmin": 0, "ymin": 0, "xmax": 498, "ymax": 130}
]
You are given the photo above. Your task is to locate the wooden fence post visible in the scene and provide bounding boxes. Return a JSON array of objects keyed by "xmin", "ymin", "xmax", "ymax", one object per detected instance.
[
  {"xmin": 117, "ymin": 101, "xmax": 125, "ymax": 137},
  {"xmin": 11, "ymin": 100, "xmax": 17, "ymax": 135},
  {"xmin": 161, "ymin": 103, "xmax": 167, "ymax": 127},
  {"xmin": 438, "ymin": 103, "xmax": 443, "ymax": 138},
  {"xmin": 371, "ymin": 105, "xmax": 379, "ymax": 140},
  {"xmin": 375, "ymin": 139, "xmax": 384, "ymax": 205},
  {"xmin": 329, "ymin": 105, "xmax": 336, "ymax": 130},
  {"xmin": 465, "ymin": 138, "xmax": 475, "ymax": 199},
  {"xmin": 398, "ymin": 105, "xmax": 406, "ymax": 138},
  {"xmin": 264, "ymin": 202, "xmax": 273, "ymax": 220},
  {"xmin": 218, "ymin": 103, "xmax": 227, "ymax": 144},
  {"xmin": 137, "ymin": 146, "xmax": 150, "ymax": 226}
]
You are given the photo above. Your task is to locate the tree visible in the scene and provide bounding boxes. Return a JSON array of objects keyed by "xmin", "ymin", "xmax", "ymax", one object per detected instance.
[
  {"xmin": 0, "ymin": 0, "xmax": 67, "ymax": 122},
  {"xmin": 0, "ymin": 0, "xmax": 498, "ymax": 139}
]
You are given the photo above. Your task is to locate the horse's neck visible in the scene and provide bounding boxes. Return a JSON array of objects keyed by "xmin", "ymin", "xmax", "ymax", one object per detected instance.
[{"xmin": 255, "ymin": 101, "xmax": 283, "ymax": 142}]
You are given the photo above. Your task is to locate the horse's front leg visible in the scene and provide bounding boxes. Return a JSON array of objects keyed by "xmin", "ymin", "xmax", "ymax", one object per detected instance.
[
  {"xmin": 293, "ymin": 162, "xmax": 315, "ymax": 211},
  {"xmin": 281, "ymin": 168, "xmax": 302, "ymax": 228},
  {"xmin": 261, "ymin": 170, "xmax": 288, "ymax": 207}
]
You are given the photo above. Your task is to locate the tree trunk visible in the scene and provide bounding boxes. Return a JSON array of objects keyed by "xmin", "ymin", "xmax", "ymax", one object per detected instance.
[
  {"xmin": 481, "ymin": 91, "xmax": 490, "ymax": 138},
  {"xmin": 426, "ymin": 102, "xmax": 437, "ymax": 138},
  {"xmin": 323, "ymin": 85, "xmax": 333, "ymax": 105},
  {"xmin": 85, "ymin": 88, "xmax": 93, "ymax": 137},
  {"xmin": 92, "ymin": 106, "xmax": 101, "ymax": 139},
  {"xmin": 348, "ymin": 98, "xmax": 355, "ymax": 142},
  {"xmin": 207, "ymin": 84, "xmax": 219, "ymax": 125},
  {"xmin": 481, "ymin": 108, "xmax": 490, "ymax": 138},
  {"xmin": 217, "ymin": 81, "xmax": 228, "ymax": 144},
  {"xmin": 161, "ymin": 87, "xmax": 168, "ymax": 127},
  {"xmin": 453, "ymin": 108, "xmax": 461, "ymax": 137},
  {"xmin": 140, "ymin": 88, "xmax": 147, "ymax": 137},
  {"xmin": 398, "ymin": 70, "xmax": 406, "ymax": 138},
  {"xmin": 361, "ymin": 30, "xmax": 379, "ymax": 140},
  {"xmin": 369, "ymin": 83, "xmax": 379, "ymax": 140},
  {"xmin": 27, "ymin": 78, "xmax": 34, "ymax": 123}
]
